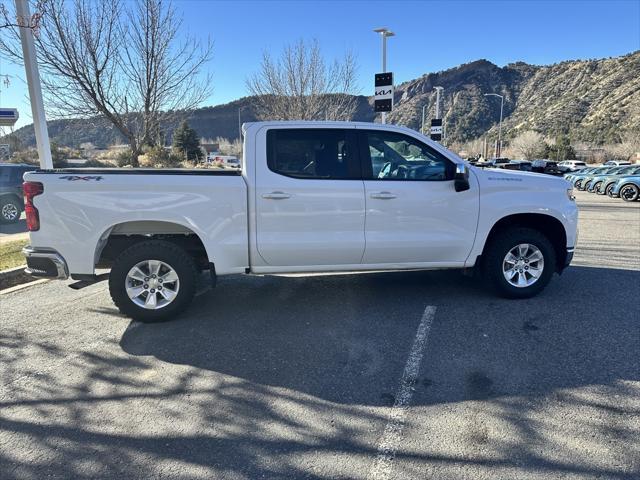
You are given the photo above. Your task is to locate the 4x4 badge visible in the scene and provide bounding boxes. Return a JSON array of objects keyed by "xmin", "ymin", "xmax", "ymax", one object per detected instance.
[{"xmin": 59, "ymin": 175, "xmax": 104, "ymax": 181}]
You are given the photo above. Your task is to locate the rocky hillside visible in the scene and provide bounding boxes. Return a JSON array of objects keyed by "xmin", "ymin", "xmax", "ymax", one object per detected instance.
[{"xmin": 7, "ymin": 51, "xmax": 639, "ymax": 148}]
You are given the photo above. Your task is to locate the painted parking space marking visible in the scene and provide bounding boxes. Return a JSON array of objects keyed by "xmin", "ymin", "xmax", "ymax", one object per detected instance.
[{"xmin": 369, "ymin": 305, "xmax": 437, "ymax": 480}]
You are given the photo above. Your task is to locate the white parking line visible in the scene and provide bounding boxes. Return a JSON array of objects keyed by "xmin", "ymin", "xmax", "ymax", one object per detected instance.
[{"xmin": 369, "ymin": 305, "xmax": 437, "ymax": 480}]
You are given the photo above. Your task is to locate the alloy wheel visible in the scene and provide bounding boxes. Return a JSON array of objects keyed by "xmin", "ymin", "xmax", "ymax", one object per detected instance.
[
  {"xmin": 502, "ymin": 243, "xmax": 544, "ymax": 288},
  {"xmin": 125, "ymin": 259, "xmax": 180, "ymax": 309},
  {"xmin": 1, "ymin": 203, "xmax": 19, "ymax": 221}
]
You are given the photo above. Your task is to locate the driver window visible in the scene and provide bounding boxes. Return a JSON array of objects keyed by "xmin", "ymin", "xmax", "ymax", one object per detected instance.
[{"xmin": 363, "ymin": 131, "xmax": 453, "ymax": 181}]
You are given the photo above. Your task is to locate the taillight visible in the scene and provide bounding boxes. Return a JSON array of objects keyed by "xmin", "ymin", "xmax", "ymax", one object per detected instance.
[{"xmin": 23, "ymin": 181, "xmax": 44, "ymax": 231}]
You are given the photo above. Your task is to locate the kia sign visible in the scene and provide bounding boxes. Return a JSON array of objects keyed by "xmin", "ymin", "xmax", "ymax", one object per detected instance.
[
  {"xmin": 430, "ymin": 118, "xmax": 442, "ymax": 141},
  {"xmin": 0, "ymin": 108, "xmax": 19, "ymax": 127},
  {"xmin": 374, "ymin": 72, "xmax": 393, "ymax": 112}
]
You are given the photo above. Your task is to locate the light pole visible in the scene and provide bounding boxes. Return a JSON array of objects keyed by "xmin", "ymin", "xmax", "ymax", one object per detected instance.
[
  {"xmin": 238, "ymin": 105, "xmax": 244, "ymax": 141},
  {"xmin": 484, "ymin": 93, "xmax": 504, "ymax": 157},
  {"xmin": 373, "ymin": 27, "xmax": 395, "ymax": 124},
  {"xmin": 434, "ymin": 86, "xmax": 444, "ymax": 119},
  {"xmin": 421, "ymin": 104, "xmax": 428, "ymax": 134},
  {"xmin": 15, "ymin": 0, "xmax": 52, "ymax": 169}
]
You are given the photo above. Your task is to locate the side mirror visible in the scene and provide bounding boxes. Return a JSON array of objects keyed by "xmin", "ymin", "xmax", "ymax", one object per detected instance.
[{"xmin": 454, "ymin": 164, "xmax": 470, "ymax": 192}]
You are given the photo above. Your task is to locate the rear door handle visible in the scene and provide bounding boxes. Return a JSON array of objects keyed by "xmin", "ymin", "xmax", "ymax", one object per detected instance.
[
  {"xmin": 262, "ymin": 191, "xmax": 291, "ymax": 200},
  {"xmin": 370, "ymin": 191, "xmax": 397, "ymax": 200}
]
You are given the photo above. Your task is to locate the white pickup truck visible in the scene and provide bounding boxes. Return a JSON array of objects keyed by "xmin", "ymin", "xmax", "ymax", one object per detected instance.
[{"xmin": 23, "ymin": 121, "xmax": 578, "ymax": 322}]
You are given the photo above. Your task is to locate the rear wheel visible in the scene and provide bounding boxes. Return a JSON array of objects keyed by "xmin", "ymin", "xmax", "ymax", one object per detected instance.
[
  {"xmin": 574, "ymin": 179, "xmax": 583, "ymax": 190},
  {"xmin": 620, "ymin": 184, "xmax": 639, "ymax": 202},
  {"xmin": 482, "ymin": 228, "xmax": 556, "ymax": 299},
  {"xmin": 591, "ymin": 181, "xmax": 602, "ymax": 193},
  {"xmin": 109, "ymin": 240, "xmax": 197, "ymax": 322},
  {"xmin": 0, "ymin": 197, "xmax": 21, "ymax": 224}
]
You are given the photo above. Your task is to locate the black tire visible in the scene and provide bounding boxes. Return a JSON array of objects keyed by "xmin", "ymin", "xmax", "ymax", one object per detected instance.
[
  {"xmin": 574, "ymin": 179, "xmax": 583, "ymax": 190},
  {"xmin": 620, "ymin": 184, "xmax": 639, "ymax": 202},
  {"xmin": 109, "ymin": 240, "xmax": 197, "ymax": 322},
  {"xmin": 0, "ymin": 197, "xmax": 21, "ymax": 224},
  {"xmin": 482, "ymin": 227, "xmax": 556, "ymax": 299},
  {"xmin": 605, "ymin": 183, "xmax": 615, "ymax": 197},
  {"xmin": 591, "ymin": 181, "xmax": 602, "ymax": 193}
]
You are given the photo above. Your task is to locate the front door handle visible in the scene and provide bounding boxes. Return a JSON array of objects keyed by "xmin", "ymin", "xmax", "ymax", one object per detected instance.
[
  {"xmin": 370, "ymin": 191, "xmax": 397, "ymax": 200},
  {"xmin": 262, "ymin": 191, "xmax": 291, "ymax": 200}
]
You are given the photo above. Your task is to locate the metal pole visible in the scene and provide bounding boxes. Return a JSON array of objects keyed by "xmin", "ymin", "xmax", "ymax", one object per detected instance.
[
  {"xmin": 238, "ymin": 107, "xmax": 242, "ymax": 141},
  {"xmin": 421, "ymin": 104, "xmax": 427, "ymax": 134},
  {"xmin": 435, "ymin": 88, "xmax": 441, "ymax": 119},
  {"xmin": 498, "ymin": 96, "xmax": 504, "ymax": 157},
  {"xmin": 15, "ymin": 0, "xmax": 52, "ymax": 169},
  {"xmin": 381, "ymin": 34, "xmax": 387, "ymax": 124}
]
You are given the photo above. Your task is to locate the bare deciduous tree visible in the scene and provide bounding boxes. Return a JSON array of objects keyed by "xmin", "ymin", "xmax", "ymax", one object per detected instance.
[
  {"xmin": 0, "ymin": 0, "xmax": 212, "ymax": 165},
  {"xmin": 606, "ymin": 133, "xmax": 640, "ymax": 161},
  {"xmin": 509, "ymin": 130, "xmax": 545, "ymax": 160},
  {"xmin": 246, "ymin": 39, "xmax": 358, "ymax": 121},
  {"xmin": 0, "ymin": 0, "xmax": 46, "ymax": 30}
]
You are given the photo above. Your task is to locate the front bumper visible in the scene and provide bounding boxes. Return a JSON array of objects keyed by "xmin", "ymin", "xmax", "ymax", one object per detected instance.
[
  {"xmin": 22, "ymin": 246, "xmax": 69, "ymax": 279},
  {"xmin": 563, "ymin": 248, "xmax": 574, "ymax": 269}
]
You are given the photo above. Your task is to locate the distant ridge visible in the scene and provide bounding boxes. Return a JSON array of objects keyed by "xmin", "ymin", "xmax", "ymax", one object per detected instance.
[{"xmin": 8, "ymin": 50, "xmax": 640, "ymax": 148}]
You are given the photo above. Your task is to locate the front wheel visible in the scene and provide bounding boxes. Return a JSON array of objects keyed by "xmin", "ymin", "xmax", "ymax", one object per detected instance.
[
  {"xmin": 620, "ymin": 184, "xmax": 639, "ymax": 202},
  {"xmin": 482, "ymin": 228, "xmax": 556, "ymax": 299},
  {"xmin": 605, "ymin": 183, "xmax": 615, "ymax": 197},
  {"xmin": 109, "ymin": 240, "xmax": 197, "ymax": 322}
]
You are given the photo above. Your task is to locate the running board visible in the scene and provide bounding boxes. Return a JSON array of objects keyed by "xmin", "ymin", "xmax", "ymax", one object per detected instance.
[{"xmin": 68, "ymin": 273, "xmax": 110, "ymax": 290}]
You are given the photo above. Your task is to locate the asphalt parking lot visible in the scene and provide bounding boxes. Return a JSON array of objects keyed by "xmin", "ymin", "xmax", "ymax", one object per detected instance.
[{"xmin": 1, "ymin": 191, "xmax": 639, "ymax": 479}]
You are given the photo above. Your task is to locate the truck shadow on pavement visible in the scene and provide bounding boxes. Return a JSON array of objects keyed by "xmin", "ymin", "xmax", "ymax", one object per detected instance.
[
  {"xmin": 119, "ymin": 265, "xmax": 640, "ymax": 407},
  {"xmin": 0, "ymin": 267, "xmax": 638, "ymax": 479}
]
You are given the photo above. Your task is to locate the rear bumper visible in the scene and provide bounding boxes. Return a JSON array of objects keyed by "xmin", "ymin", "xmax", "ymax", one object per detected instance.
[{"xmin": 22, "ymin": 246, "xmax": 69, "ymax": 279}]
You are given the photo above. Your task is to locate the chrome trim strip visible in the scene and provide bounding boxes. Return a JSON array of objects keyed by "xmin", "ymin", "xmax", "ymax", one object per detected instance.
[{"xmin": 22, "ymin": 246, "xmax": 69, "ymax": 279}]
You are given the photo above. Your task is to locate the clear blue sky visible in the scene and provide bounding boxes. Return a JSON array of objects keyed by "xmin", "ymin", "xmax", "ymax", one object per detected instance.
[{"xmin": 1, "ymin": 0, "xmax": 639, "ymax": 128}]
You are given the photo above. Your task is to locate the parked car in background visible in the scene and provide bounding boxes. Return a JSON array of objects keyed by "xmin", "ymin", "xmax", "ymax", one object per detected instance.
[
  {"xmin": 593, "ymin": 165, "xmax": 640, "ymax": 195},
  {"xmin": 603, "ymin": 160, "xmax": 632, "ymax": 167},
  {"xmin": 566, "ymin": 166, "xmax": 608, "ymax": 188},
  {"xmin": 578, "ymin": 166, "xmax": 625, "ymax": 191},
  {"xmin": 531, "ymin": 159, "xmax": 561, "ymax": 175},
  {"xmin": 207, "ymin": 154, "xmax": 240, "ymax": 168},
  {"xmin": 504, "ymin": 160, "xmax": 532, "ymax": 172},
  {"xmin": 609, "ymin": 175, "xmax": 640, "ymax": 201},
  {"xmin": 557, "ymin": 160, "xmax": 587, "ymax": 173},
  {"xmin": 477, "ymin": 157, "xmax": 511, "ymax": 168},
  {"xmin": 0, "ymin": 163, "xmax": 36, "ymax": 224},
  {"xmin": 564, "ymin": 166, "xmax": 597, "ymax": 184}
]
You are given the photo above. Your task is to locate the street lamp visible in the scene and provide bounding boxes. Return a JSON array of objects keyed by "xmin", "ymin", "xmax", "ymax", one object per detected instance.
[
  {"xmin": 421, "ymin": 104, "xmax": 428, "ymax": 134},
  {"xmin": 433, "ymin": 86, "xmax": 444, "ymax": 119},
  {"xmin": 484, "ymin": 93, "xmax": 504, "ymax": 157},
  {"xmin": 373, "ymin": 27, "xmax": 395, "ymax": 124},
  {"xmin": 238, "ymin": 106, "xmax": 244, "ymax": 141}
]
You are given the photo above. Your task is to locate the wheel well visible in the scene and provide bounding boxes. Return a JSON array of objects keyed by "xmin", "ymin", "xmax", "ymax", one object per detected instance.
[
  {"xmin": 482, "ymin": 214, "xmax": 568, "ymax": 271},
  {"xmin": 96, "ymin": 221, "xmax": 210, "ymax": 270},
  {"xmin": 0, "ymin": 193, "xmax": 23, "ymax": 208}
]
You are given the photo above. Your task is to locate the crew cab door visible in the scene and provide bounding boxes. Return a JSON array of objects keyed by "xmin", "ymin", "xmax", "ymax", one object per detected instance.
[
  {"xmin": 254, "ymin": 127, "xmax": 365, "ymax": 266},
  {"xmin": 358, "ymin": 129, "xmax": 479, "ymax": 265}
]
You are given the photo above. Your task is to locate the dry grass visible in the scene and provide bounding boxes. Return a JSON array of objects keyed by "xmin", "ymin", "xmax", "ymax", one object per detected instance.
[{"xmin": 0, "ymin": 239, "xmax": 28, "ymax": 270}]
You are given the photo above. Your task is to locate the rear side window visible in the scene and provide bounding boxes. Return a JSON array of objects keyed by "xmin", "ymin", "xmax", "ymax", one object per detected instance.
[{"xmin": 266, "ymin": 129, "xmax": 360, "ymax": 179}]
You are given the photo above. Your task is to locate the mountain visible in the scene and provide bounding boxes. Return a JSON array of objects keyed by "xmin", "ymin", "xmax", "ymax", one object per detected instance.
[{"xmin": 7, "ymin": 51, "xmax": 640, "ymax": 149}]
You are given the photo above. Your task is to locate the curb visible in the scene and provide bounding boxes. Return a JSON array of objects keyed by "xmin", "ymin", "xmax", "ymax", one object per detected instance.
[{"xmin": 0, "ymin": 265, "xmax": 33, "ymax": 291}]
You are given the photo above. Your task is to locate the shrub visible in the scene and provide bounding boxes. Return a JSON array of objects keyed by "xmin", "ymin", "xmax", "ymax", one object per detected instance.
[{"xmin": 139, "ymin": 146, "xmax": 183, "ymax": 168}]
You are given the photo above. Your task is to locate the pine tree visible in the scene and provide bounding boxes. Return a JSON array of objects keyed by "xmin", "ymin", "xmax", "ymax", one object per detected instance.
[{"xmin": 172, "ymin": 121, "xmax": 203, "ymax": 163}]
